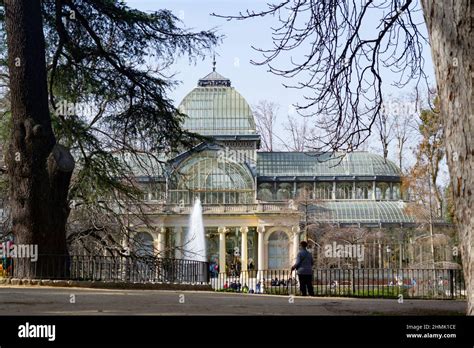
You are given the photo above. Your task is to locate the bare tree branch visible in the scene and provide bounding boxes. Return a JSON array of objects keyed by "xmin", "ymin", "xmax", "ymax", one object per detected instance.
[{"xmin": 213, "ymin": 0, "xmax": 430, "ymax": 152}]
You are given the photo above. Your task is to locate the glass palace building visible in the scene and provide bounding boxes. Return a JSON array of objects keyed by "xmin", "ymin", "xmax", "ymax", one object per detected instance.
[{"xmin": 129, "ymin": 68, "xmax": 422, "ymax": 272}]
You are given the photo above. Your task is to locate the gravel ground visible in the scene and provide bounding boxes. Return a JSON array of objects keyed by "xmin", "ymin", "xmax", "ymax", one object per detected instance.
[{"xmin": 0, "ymin": 286, "xmax": 467, "ymax": 315}]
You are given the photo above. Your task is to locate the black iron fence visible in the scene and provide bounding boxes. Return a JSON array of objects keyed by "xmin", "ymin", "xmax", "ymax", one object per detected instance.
[
  {"xmin": 211, "ymin": 268, "xmax": 466, "ymax": 299},
  {"xmin": 3, "ymin": 255, "xmax": 209, "ymax": 284},
  {"xmin": 1, "ymin": 255, "xmax": 466, "ymax": 299}
]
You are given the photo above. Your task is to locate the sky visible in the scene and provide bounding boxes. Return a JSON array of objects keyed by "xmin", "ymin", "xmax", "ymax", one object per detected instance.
[
  {"xmin": 124, "ymin": 0, "xmax": 448, "ymax": 184},
  {"xmin": 126, "ymin": 0, "xmax": 435, "ymax": 105}
]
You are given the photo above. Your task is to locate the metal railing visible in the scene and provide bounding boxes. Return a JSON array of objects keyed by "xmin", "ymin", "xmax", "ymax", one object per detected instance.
[
  {"xmin": 1, "ymin": 255, "xmax": 466, "ymax": 299},
  {"xmin": 210, "ymin": 268, "xmax": 466, "ymax": 299},
  {"xmin": 3, "ymin": 255, "xmax": 209, "ymax": 284},
  {"xmin": 133, "ymin": 202, "xmax": 294, "ymax": 214}
]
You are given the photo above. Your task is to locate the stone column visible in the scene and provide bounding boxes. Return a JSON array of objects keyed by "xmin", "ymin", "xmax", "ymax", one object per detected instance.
[
  {"xmin": 156, "ymin": 227, "xmax": 166, "ymax": 257},
  {"xmin": 175, "ymin": 227, "xmax": 184, "ymax": 259},
  {"xmin": 121, "ymin": 232, "xmax": 130, "ymax": 282},
  {"xmin": 292, "ymin": 225, "xmax": 300, "ymax": 263},
  {"xmin": 240, "ymin": 227, "xmax": 249, "ymax": 272},
  {"xmin": 218, "ymin": 226, "xmax": 228, "ymax": 274},
  {"xmin": 122, "ymin": 234, "xmax": 130, "ymax": 256},
  {"xmin": 257, "ymin": 226, "xmax": 265, "ymax": 276}
]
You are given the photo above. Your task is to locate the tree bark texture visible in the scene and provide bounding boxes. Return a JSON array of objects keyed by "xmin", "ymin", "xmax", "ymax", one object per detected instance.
[
  {"xmin": 421, "ymin": 0, "xmax": 473, "ymax": 314},
  {"xmin": 5, "ymin": 0, "xmax": 74, "ymax": 278}
]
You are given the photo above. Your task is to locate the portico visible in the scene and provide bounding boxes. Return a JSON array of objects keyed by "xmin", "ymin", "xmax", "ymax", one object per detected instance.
[{"xmin": 162, "ymin": 216, "xmax": 302, "ymax": 274}]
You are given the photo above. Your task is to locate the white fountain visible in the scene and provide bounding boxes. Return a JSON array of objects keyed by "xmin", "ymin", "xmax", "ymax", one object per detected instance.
[
  {"xmin": 184, "ymin": 197, "xmax": 207, "ymax": 262},
  {"xmin": 181, "ymin": 198, "xmax": 207, "ymax": 284}
]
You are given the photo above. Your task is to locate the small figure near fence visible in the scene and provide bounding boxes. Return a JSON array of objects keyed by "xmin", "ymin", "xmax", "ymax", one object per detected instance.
[
  {"xmin": 271, "ymin": 277, "xmax": 287, "ymax": 286},
  {"xmin": 0, "ymin": 241, "xmax": 13, "ymax": 277},
  {"xmin": 228, "ymin": 280, "xmax": 241, "ymax": 292},
  {"xmin": 408, "ymin": 277, "xmax": 417, "ymax": 297},
  {"xmin": 270, "ymin": 277, "xmax": 294, "ymax": 287},
  {"xmin": 291, "ymin": 241, "xmax": 315, "ymax": 296},
  {"xmin": 209, "ymin": 259, "xmax": 219, "ymax": 278}
]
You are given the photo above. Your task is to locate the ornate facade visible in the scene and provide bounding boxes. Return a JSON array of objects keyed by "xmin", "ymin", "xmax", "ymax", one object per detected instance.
[{"xmin": 128, "ymin": 68, "xmax": 425, "ymax": 272}]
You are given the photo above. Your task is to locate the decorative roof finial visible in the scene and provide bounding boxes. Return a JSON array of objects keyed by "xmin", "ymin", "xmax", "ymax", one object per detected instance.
[{"xmin": 198, "ymin": 53, "xmax": 231, "ymax": 87}]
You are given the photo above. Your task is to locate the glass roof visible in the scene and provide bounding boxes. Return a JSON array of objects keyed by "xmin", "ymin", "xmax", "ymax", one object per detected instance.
[
  {"xmin": 308, "ymin": 201, "xmax": 414, "ymax": 224},
  {"xmin": 178, "ymin": 71, "xmax": 256, "ymax": 136},
  {"xmin": 257, "ymin": 152, "xmax": 401, "ymax": 177},
  {"xmin": 174, "ymin": 150, "xmax": 254, "ymax": 191}
]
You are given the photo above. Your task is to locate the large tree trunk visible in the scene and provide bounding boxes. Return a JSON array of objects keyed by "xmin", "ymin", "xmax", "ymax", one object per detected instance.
[
  {"xmin": 5, "ymin": 0, "xmax": 74, "ymax": 278},
  {"xmin": 421, "ymin": 0, "xmax": 473, "ymax": 314}
]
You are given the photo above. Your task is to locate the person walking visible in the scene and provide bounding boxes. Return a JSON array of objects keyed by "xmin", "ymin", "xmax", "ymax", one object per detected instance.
[{"xmin": 291, "ymin": 241, "xmax": 314, "ymax": 296}]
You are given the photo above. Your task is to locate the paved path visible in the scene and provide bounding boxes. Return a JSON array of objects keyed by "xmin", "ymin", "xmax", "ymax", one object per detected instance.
[{"xmin": 0, "ymin": 286, "xmax": 466, "ymax": 315}]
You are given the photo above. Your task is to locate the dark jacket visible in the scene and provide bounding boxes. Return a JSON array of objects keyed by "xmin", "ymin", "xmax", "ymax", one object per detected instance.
[{"xmin": 292, "ymin": 248, "xmax": 313, "ymax": 275}]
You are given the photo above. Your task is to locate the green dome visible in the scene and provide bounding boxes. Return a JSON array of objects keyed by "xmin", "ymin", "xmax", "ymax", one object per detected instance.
[{"xmin": 178, "ymin": 70, "xmax": 256, "ymax": 136}]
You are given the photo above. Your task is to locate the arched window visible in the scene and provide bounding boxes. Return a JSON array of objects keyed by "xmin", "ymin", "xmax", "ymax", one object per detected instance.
[
  {"xmin": 392, "ymin": 183, "xmax": 401, "ymax": 200},
  {"xmin": 385, "ymin": 186, "xmax": 392, "ymax": 200},
  {"xmin": 268, "ymin": 231, "xmax": 289, "ymax": 269},
  {"xmin": 336, "ymin": 183, "xmax": 353, "ymax": 199},
  {"xmin": 276, "ymin": 183, "xmax": 292, "ymax": 201},
  {"xmin": 296, "ymin": 183, "xmax": 313, "ymax": 200},
  {"xmin": 133, "ymin": 232, "xmax": 154, "ymax": 256},
  {"xmin": 257, "ymin": 183, "xmax": 274, "ymax": 201},
  {"xmin": 376, "ymin": 183, "xmax": 390, "ymax": 200},
  {"xmin": 206, "ymin": 232, "xmax": 219, "ymax": 263},
  {"xmin": 314, "ymin": 183, "xmax": 332, "ymax": 199},
  {"xmin": 172, "ymin": 151, "xmax": 254, "ymax": 204},
  {"xmin": 355, "ymin": 182, "xmax": 371, "ymax": 199}
]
